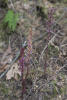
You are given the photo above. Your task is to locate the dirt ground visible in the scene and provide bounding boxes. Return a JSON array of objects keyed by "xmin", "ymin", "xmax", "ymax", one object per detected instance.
[{"xmin": 0, "ymin": 0, "xmax": 67, "ymax": 100}]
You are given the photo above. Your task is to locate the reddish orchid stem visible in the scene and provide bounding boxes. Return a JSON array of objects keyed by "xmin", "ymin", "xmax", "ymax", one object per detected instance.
[
  {"xmin": 44, "ymin": 7, "xmax": 56, "ymax": 73},
  {"xmin": 19, "ymin": 28, "xmax": 33, "ymax": 98},
  {"xmin": 19, "ymin": 48, "xmax": 26, "ymax": 96}
]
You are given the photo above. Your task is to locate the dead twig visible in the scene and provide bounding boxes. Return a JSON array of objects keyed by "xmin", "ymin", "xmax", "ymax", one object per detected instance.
[{"xmin": 39, "ymin": 34, "xmax": 57, "ymax": 63}]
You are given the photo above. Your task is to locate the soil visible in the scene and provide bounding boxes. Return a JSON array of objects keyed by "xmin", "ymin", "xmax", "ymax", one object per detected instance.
[{"xmin": 0, "ymin": 0, "xmax": 67, "ymax": 100}]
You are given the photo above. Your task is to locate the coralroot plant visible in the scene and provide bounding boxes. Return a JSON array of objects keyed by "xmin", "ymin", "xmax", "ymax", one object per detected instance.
[
  {"xmin": 44, "ymin": 7, "xmax": 56, "ymax": 72},
  {"xmin": 19, "ymin": 47, "xmax": 25, "ymax": 95},
  {"xmin": 19, "ymin": 7, "xmax": 56, "ymax": 97},
  {"xmin": 46, "ymin": 7, "xmax": 56, "ymax": 37},
  {"xmin": 19, "ymin": 28, "xmax": 32, "ymax": 96}
]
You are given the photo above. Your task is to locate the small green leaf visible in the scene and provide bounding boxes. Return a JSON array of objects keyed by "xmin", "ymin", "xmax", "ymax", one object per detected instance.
[{"xmin": 4, "ymin": 10, "xmax": 19, "ymax": 31}]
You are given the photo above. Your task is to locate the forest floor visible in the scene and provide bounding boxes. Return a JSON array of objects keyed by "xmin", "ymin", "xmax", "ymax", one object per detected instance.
[{"xmin": 0, "ymin": 0, "xmax": 67, "ymax": 100}]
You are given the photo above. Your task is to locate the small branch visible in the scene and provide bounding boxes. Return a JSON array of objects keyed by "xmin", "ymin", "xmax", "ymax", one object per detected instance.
[{"xmin": 39, "ymin": 34, "xmax": 57, "ymax": 63}]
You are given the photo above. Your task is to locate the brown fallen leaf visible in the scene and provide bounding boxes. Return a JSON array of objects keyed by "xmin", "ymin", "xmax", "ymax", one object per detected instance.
[{"xmin": 6, "ymin": 63, "xmax": 21, "ymax": 80}]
